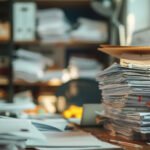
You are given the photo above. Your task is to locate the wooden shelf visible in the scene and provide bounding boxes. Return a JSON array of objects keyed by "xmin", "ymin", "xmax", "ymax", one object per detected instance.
[
  {"xmin": 36, "ymin": 0, "xmax": 90, "ymax": 7},
  {"xmin": 15, "ymin": 40, "xmax": 101, "ymax": 47},
  {"xmin": 14, "ymin": 79, "xmax": 62, "ymax": 87},
  {"xmin": 0, "ymin": 78, "xmax": 62, "ymax": 87}
]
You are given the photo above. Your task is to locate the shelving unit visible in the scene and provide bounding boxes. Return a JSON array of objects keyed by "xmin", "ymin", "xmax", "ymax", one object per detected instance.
[{"xmin": 0, "ymin": 0, "xmax": 124, "ymax": 102}]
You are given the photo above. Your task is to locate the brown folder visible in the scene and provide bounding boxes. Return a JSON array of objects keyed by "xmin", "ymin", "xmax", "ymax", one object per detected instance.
[{"xmin": 98, "ymin": 45, "xmax": 150, "ymax": 60}]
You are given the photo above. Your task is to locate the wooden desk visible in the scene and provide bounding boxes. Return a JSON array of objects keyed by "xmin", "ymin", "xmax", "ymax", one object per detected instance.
[
  {"xmin": 82, "ymin": 127, "xmax": 150, "ymax": 150},
  {"xmin": 26, "ymin": 126, "xmax": 150, "ymax": 150}
]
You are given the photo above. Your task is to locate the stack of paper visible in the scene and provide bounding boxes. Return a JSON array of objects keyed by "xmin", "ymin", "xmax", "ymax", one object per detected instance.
[
  {"xmin": 13, "ymin": 48, "xmax": 57, "ymax": 83},
  {"xmin": 70, "ymin": 18, "xmax": 108, "ymax": 42},
  {"xmin": 0, "ymin": 118, "xmax": 47, "ymax": 150},
  {"xmin": 97, "ymin": 45, "xmax": 150, "ymax": 140},
  {"xmin": 13, "ymin": 49, "xmax": 46, "ymax": 82},
  {"xmin": 68, "ymin": 57, "xmax": 103, "ymax": 79},
  {"xmin": 35, "ymin": 131, "xmax": 121, "ymax": 150},
  {"xmin": 37, "ymin": 8, "xmax": 70, "ymax": 43},
  {"xmin": 0, "ymin": 117, "xmax": 122, "ymax": 150}
]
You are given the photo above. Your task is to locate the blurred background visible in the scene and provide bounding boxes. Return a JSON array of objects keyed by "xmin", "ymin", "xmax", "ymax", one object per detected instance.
[{"xmin": 0, "ymin": 0, "xmax": 149, "ymax": 118}]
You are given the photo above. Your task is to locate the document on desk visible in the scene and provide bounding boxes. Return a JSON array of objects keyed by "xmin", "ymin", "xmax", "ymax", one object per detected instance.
[
  {"xmin": 34, "ymin": 131, "xmax": 122, "ymax": 150},
  {"xmin": 36, "ymin": 147, "xmax": 115, "ymax": 150},
  {"xmin": 0, "ymin": 118, "xmax": 48, "ymax": 150},
  {"xmin": 31, "ymin": 118, "xmax": 68, "ymax": 132},
  {"xmin": 0, "ymin": 118, "xmax": 48, "ymax": 148}
]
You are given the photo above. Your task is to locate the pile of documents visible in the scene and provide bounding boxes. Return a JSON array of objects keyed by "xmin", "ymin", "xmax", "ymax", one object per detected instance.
[
  {"xmin": 68, "ymin": 57, "xmax": 103, "ymax": 79},
  {"xmin": 37, "ymin": 8, "xmax": 70, "ymax": 43},
  {"xmin": 97, "ymin": 45, "xmax": 150, "ymax": 140},
  {"xmin": 37, "ymin": 8, "xmax": 108, "ymax": 43},
  {"xmin": 13, "ymin": 48, "xmax": 57, "ymax": 83},
  {"xmin": 70, "ymin": 18, "xmax": 108, "ymax": 42},
  {"xmin": 0, "ymin": 117, "xmax": 121, "ymax": 150},
  {"xmin": 0, "ymin": 118, "xmax": 45, "ymax": 150}
]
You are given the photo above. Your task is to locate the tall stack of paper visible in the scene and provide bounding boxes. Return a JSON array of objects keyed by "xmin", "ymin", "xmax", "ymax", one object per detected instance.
[{"xmin": 97, "ymin": 45, "xmax": 150, "ymax": 140}]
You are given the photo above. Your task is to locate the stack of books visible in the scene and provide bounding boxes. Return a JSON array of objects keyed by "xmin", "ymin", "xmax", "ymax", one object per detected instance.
[{"xmin": 97, "ymin": 45, "xmax": 150, "ymax": 140}]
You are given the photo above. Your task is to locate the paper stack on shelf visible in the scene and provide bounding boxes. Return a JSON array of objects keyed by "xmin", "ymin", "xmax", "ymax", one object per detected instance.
[
  {"xmin": 13, "ymin": 48, "xmax": 55, "ymax": 83},
  {"xmin": 68, "ymin": 57, "xmax": 103, "ymax": 79},
  {"xmin": 15, "ymin": 48, "xmax": 54, "ymax": 67},
  {"xmin": 37, "ymin": 8, "xmax": 70, "ymax": 43},
  {"xmin": 97, "ymin": 45, "xmax": 150, "ymax": 140},
  {"xmin": 70, "ymin": 18, "xmax": 108, "ymax": 42},
  {"xmin": 13, "ymin": 59, "xmax": 44, "ymax": 82}
]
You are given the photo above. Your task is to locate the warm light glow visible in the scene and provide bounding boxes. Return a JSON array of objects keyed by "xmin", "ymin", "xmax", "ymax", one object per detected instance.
[
  {"xmin": 48, "ymin": 78, "xmax": 62, "ymax": 86},
  {"xmin": 38, "ymin": 95, "xmax": 57, "ymax": 114}
]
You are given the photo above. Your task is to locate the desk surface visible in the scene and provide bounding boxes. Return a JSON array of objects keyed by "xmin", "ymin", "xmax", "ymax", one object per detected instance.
[
  {"xmin": 82, "ymin": 127, "xmax": 150, "ymax": 150},
  {"xmin": 27, "ymin": 126, "xmax": 150, "ymax": 150}
]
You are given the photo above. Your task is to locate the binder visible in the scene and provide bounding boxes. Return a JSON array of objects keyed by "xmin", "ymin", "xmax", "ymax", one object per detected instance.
[{"xmin": 13, "ymin": 2, "xmax": 36, "ymax": 41}]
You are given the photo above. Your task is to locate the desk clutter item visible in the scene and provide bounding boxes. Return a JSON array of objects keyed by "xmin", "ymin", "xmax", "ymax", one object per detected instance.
[{"xmin": 97, "ymin": 45, "xmax": 150, "ymax": 140}]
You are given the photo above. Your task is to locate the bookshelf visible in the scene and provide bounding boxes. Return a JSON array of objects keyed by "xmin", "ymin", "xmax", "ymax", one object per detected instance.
[{"xmin": 0, "ymin": 0, "xmax": 124, "ymax": 102}]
